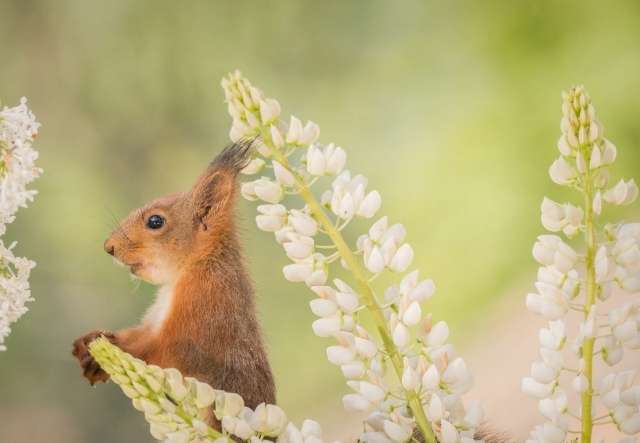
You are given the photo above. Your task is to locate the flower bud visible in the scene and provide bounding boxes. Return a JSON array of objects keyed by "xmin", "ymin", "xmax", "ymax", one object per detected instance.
[
  {"xmin": 326, "ymin": 345, "xmax": 355, "ymax": 365},
  {"xmin": 241, "ymin": 158, "xmax": 266, "ymax": 175},
  {"xmin": 259, "ymin": 98, "xmax": 281, "ymax": 124},
  {"xmin": 306, "ymin": 145, "xmax": 326, "ymax": 176},
  {"xmin": 288, "ymin": 210, "xmax": 318, "ymax": 236},
  {"xmin": 357, "ymin": 190, "xmax": 381, "ymax": 218},
  {"xmin": 549, "ymin": 157, "xmax": 575, "ymax": 185},
  {"xmin": 272, "ymin": 161, "xmax": 295, "ymax": 187},
  {"xmin": 383, "ymin": 420, "xmax": 411, "ymax": 442},
  {"xmin": 253, "ymin": 178, "xmax": 284, "ymax": 203},
  {"xmin": 389, "ymin": 243, "xmax": 413, "ymax": 273},
  {"xmin": 604, "ymin": 179, "xmax": 638, "ymax": 205},
  {"xmin": 342, "ymin": 393, "xmax": 371, "ymax": 411},
  {"xmin": 311, "ymin": 316, "xmax": 341, "ymax": 337},
  {"xmin": 522, "ymin": 377, "xmax": 553, "ymax": 399},
  {"xmin": 300, "ymin": 121, "xmax": 320, "ymax": 146},
  {"xmin": 286, "ymin": 116, "xmax": 303, "ymax": 144}
]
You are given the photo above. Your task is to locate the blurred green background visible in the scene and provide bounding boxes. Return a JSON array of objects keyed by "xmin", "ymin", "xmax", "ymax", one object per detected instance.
[{"xmin": 1, "ymin": 1, "xmax": 639, "ymax": 442}]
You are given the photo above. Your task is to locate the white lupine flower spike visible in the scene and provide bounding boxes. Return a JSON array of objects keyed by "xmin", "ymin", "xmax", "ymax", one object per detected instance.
[
  {"xmin": 524, "ymin": 85, "xmax": 640, "ymax": 441},
  {"xmin": 0, "ymin": 97, "xmax": 41, "ymax": 351},
  {"xmin": 222, "ymin": 71, "xmax": 482, "ymax": 443},
  {"xmin": 90, "ymin": 337, "xmax": 324, "ymax": 443}
]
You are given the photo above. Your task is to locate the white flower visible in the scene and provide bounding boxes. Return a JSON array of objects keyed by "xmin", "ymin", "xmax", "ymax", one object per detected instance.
[
  {"xmin": 389, "ymin": 244, "xmax": 413, "ymax": 273},
  {"xmin": 602, "ymin": 335, "xmax": 624, "ymax": 366},
  {"xmin": 440, "ymin": 419, "xmax": 458, "ymax": 443},
  {"xmin": 392, "ymin": 322, "xmax": 409, "ymax": 348},
  {"xmin": 540, "ymin": 198, "xmax": 583, "ymax": 236},
  {"xmin": 282, "ymin": 254, "xmax": 327, "ymax": 286},
  {"xmin": 0, "ymin": 98, "xmax": 41, "ymax": 350},
  {"xmin": 383, "ymin": 419, "xmax": 411, "ymax": 442},
  {"xmin": 256, "ymin": 204, "xmax": 287, "ymax": 232},
  {"xmin": 539, "ymin": 320, "xmax": 566, "ymax": 350},
  {"xmin": 549, "ymin": 157, "xmax": 576, "ymax": 185},
  {"xmin": 259, "ymin": 98, "xmax": 281, "ymax": 124},
  {"xmin": 283, "ymin": 232, "xmax": 315, "ymax": 261},
  {"xmin": 442, "ymin": 357, "xmax": 473, "ymax": 394},
  {"xmin": 354, "ymin": 336, "xmax": 377, "ymax": 358},
  {"xmin": 329, "ymin": 171, "xmax": 380, "ymax": 219},
  {"xmin": 270, "ymin": 125, "xmax": 285, "ymax": 149},
  {"xmin": 288, "ymin": 209, "xmax": 318, "ymax": 237},
  {"xmin": 241, "ymin": 157, "xmax": 266, "ymax": 175},
  {"xmin": 602, "ymin": 139, "xmax": 618, "ymax": 164},
  {"xmin": 527, "ymin": 422, "xmax": 566, "ymax": 443},
  {"xmin": 309, "ymin": 297, "xmax": 338, "ymax": 318},
  {"xmin": 604, "ymin": 179, "xmax": 638, "ymax": 205},
  {"xmin": 229, "ymin": 119, "xmax": 253, "ymax": 142},
  {"xmin": 242, "ymin": 177, "xmax": 284, "ymax": 203},
  {"xmin": 621, "ymin": 414, "xmax": 640, "ymax": 435},
  {"xmin": 311, "ymin": 316, "xmax": 341, "ymax": 337},
  {"xmin": 427, "ymin": 394, "xmax": 443, "ymax": 422},
  {"xmin": 306, "ymin": 143, "xmax": 346, "ymax": 176},
  {"xmin": 526, "ymin": 284, "xmax": 569, "ymax": 320},
  {"xmin": 426, "ymin": 321, "xmax": 449, "ymax": 348},
  {"xmin": 365, "ymin": 246, "xmax": 385, "ymax": 273},
  {"xmin": 0, "ymin": 98, "xmax": 42, "ymax": 233},
  {"xmin": 224, "ymin": 71, "xmax": 482, "ymax": 442},
  {"xmin": 571, "ymin": 374, "xmax": 588, "ymax": 393},
  {"xmin": 249, "ymin": 403, "xmax": 288, "ymax": 437},
  {"xmin": 522, "ymin": 377, "xmax": 553, "ymax": 399},
  {"xmin": 273, "ymin": 160, "xmax": 296, "ymax": 187},
  {"xmin": 326, "ymin": 344, "xmax": 355, "ymax": 366},
  {"xmin": 401, "ymin": 360, "xmax": 419, "ymax": 391},
  {"xmin": 401, "ymin": 302, "xmax": 422, "ymax": 326},
  {"xmin": 0, "ymin": 243, "xmax": 35, "ymax": 350},
  {"xmin": 595, "ymin": 247, "xmax": 616, "ymax": 284},
  {"xmin": 532, "ymin": 235, "xmax": 578, "ymax": 273},
  {"xmin": 530, "ymin": 360, "xmax": 559, "ymax": 384},
  {"xmin": 422, "ymin": 365, "xmax": 440, "ymax": 391},
  {"xmin": 286, "ymin": 116, "xmax": 320, "ymax": 146},
  {"xmin": 593, "ymin": 191, "xmax": 602, "ymax": 215},
  {"xmin": 300, "ymin": 121, "xmax": 320, "ymax": 146},
  {"xmin": 343, "ymin": 393, "xmax": 371, "ymax": 412}
]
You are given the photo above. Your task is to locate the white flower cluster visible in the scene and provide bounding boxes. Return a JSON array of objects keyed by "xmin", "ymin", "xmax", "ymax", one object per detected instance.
[
  {"xmin": 222, "ymin": 70, "xmax": 481, "ymax": 443},
  {"xmin": 0, "ymin": 97, "xmax": 41, "ymax": 351},
  {"xmin": 524, "ymin": 86, "xmax": 640, "ymax": 442},
  {"xmin": 90, "ymin": 337, "xmax": 325, "ymax": 443}
]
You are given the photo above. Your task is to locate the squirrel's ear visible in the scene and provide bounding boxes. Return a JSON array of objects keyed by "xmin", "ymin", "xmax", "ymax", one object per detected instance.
[{"xmin": 191, "ymin": 142, "xmax": 252, "ymax": 230}]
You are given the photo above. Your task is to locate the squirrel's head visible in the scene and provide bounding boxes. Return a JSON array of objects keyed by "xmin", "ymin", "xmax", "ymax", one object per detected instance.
[{"xmin": 104, "ymin": 142, "xmax": 252, "ymax": 285}]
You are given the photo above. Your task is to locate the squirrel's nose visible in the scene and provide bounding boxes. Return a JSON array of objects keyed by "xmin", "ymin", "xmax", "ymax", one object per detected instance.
[{"xmin": 104, "ymin": 239, "xmax": 115, "ymax": 256}]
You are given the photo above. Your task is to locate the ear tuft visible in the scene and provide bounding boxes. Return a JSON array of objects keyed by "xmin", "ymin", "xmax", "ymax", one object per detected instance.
[
  {"xmin": 210, "ymin": 140, "xmax": 255, "ymax": 174},
  {"xmin": 191, "ymin": 141, "xmax": 255, "ymax": 229}
]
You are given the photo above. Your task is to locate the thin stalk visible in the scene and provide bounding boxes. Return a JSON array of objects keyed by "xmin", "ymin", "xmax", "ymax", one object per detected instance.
[
  {"xmin": 260, "ymin": 129, "xmax": 436, "ymax": 443},
  {"xmin": 580, "ymin": 148, "xmax": 597, "ymax": 443}
]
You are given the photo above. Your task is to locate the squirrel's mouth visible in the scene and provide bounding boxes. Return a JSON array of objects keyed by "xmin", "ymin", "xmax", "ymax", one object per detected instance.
[{"xmin": 128, "ymin": 263, "xmax": 143, "ymax": 273}]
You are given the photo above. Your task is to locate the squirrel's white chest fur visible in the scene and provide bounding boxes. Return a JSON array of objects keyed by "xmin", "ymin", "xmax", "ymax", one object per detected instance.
[{"xmin": 143, "ymin": 284, "xmax": 174, "ymax": 331}]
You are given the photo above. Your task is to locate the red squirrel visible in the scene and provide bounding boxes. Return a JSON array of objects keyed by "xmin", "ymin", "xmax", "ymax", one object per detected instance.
[{"xmin": 72, "ymin": 142, "xmax": 275, "ymax": 410}]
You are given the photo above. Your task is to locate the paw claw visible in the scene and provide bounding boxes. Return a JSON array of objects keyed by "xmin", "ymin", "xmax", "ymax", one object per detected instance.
[{"xmin": 72, "ymin": 330, "xmax": 115, "ymax": 385}]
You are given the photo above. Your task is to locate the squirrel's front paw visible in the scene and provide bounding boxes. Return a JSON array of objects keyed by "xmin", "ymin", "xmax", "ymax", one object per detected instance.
[{"xmin": 72, "ymin": 330, "xmax": 116, "ymax": 385}]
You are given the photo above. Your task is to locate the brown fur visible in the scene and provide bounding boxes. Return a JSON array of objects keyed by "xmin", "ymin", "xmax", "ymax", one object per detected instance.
[{"xmin": 72, "ymin": 142, "xmax": 275, "ymax": 412}]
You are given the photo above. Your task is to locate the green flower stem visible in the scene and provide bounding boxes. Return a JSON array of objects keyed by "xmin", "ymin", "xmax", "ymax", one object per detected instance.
[
  {"xmin": 580, "ymin": 155, "xmax": 597, "ymax": 443},
  {"xmin": 260, "ymin": 129, "xmax": 436, "ymax": 443}
]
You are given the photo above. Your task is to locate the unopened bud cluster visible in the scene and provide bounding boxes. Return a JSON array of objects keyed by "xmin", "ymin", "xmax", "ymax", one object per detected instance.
[
  {"xmin": 222, "ymin": 70, "xmax": 481, "ymax": 443},
  {"xmin": 0, "ymin": 97, "xmax": 41, "ymax": 351},
  {"xmin": 524, "ymin": 86, "xmax": 640, "ymax": 442},
  {"xmin": 89, "ymin": 337, "xmax": 325, "ymax": 443}
]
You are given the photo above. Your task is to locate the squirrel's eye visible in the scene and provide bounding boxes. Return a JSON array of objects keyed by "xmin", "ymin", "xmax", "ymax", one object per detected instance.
[{"xmin": 146, "ymin": 214, "xmax": 165, "ymax": 230}]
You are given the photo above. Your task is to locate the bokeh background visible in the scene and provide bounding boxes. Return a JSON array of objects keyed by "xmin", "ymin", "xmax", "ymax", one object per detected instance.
[{"xmin": 1, "ymin": 1, "xmax": 640, "ymax": 441}]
